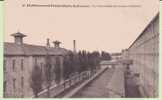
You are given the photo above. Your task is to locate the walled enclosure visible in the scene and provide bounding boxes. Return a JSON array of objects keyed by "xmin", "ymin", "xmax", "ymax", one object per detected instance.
[{"xmin": 122, "ymin": 13, "xmax": 159, "ymax": 97}]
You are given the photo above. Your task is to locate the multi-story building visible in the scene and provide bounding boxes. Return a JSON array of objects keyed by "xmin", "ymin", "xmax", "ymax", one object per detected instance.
[
  {"xmin": 4, "ymin": 32, "xmax": 69, "ymax": 97},
  {"xmin": 122, "ymin": 13, "xmax": 159, "ymax": 97}
]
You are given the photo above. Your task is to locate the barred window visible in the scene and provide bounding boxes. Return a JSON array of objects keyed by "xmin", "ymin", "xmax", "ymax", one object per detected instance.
[
  {"xmin": 21, "ymin": 59, "xmax": 24, "ymax": 71},
  {"xmin": 12, "ymin": 59, "xmax": 16, "ymax": 71},
  {"xmin": 13, "ymin": 78, "xmax": 16, "ymax": 91},
  {"xmin": 21, "ymin": 77, "xmax": 24, "ymax": 89},
  {"xmin": 4, "ymin": 81, "xmax": 6, "ymax": 95},
  {"xmin": 40, "ymin": 62, "xmax": 43, "ymax": 72},
  {"xmin": 4, "ymin": 60, "xmax": 6, "ymax": 71},
  {"xmin": 35, "ymin": 58, "xmax": 38, "ymax": 66}
]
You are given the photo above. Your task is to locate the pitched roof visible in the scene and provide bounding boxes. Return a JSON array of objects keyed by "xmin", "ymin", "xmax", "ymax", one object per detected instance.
[
  {"xmin": 4, "ymin": 42, "xmax": 25, "ymax": 55},
  {"xmin": 4, "ymin": 42, "xmax": 69, "ymax": 56},
  {"xmin": 128, "ymin": 12, "xmax": 159, "ymax": 49},
  {"xmin": 11, "ymin": 32, "xmax": 27, "ymax": 37}
]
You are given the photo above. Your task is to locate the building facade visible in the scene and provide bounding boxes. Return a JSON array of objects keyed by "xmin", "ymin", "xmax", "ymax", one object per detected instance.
[
  {"xmin": 122, "ymin": 13, "xmax": 159, "ymax": 97},
  {"xmin": 4, "ymin": 32, "xmax": 69, "ymax": 97},
  {"xmin": 110, "ymin": 53, "xmax": 122, "ymax": 60}
]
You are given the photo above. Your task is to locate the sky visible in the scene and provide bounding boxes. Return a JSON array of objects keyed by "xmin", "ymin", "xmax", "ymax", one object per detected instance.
[{"xmin": 4, "ymin": 0, "xmax": 159, "ymax": 53}]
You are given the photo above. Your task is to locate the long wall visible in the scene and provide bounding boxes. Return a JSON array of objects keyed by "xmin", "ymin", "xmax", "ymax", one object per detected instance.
[
  {"xmin": 122, "ymin": 13, "xmax": 159, "ymax": 97},
  {"xmin": 4, "ymin": 55, "xmax": 65, "ymax": 97}
]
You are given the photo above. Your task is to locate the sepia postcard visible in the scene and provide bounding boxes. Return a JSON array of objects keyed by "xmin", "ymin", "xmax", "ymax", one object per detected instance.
[{"xmin": 1, "ymin": 0, "xmax": 161, "ymax": 98}]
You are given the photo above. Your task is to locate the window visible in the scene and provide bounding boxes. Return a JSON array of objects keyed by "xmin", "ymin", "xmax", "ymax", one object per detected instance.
[
  {"xmin": 4, "ymin": 60, "xmax": 6, "ymax": 71},
  {"xmin": 21, "ymin": 77, "xmax": 24, "ymax": 89},
  {"xmin": 4, "ymin": 81, "xmax": 6, "ymax": 95},
  {"xmin": 13, "ymin": 78, "xmax": 16, "ymax": 91},
  {"xmin": 21, "ymin": 59, "xmax": 24, "ymax": 71},
  {"xmin": 35, "ymin": 58, "xmax": 37, "ymax": 66},
  {"xmin": 40, "ymin": 63, "xmax": 43, "ymax": 72},
  {"xmin": 55, "ymin": 57, "xmax": 61, "ymax": 83},
  {"xmin": 12, "ymin": 59, "xmax": 16, "ymax": 71}
]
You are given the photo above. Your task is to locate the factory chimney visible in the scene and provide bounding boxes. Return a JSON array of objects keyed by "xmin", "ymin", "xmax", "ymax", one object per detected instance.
[{"xmin": 73, "ymin": 40, "xmax": 76, "ymax": 53}]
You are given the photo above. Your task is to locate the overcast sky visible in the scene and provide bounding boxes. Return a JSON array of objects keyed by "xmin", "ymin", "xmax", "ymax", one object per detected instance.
[{"xmin": 5, "ymin": 0, "xmax": 159, "ymax": 53}]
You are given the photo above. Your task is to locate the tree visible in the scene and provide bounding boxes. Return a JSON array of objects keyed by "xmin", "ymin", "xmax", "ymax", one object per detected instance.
[
  {"xmin": 30, "ymin": 64, "xmax": 43, "ymax": 98},
  {"xmin": 63, "ymin": 51, "xmax": 78, "ymax": 80},
  {"xmin": 63, "ymin": 56, "xmax": 71, "ymax": 79},
  {"xmin": 101, "ymin": 51, "xmax": 111, "ymax": 60},
  {"xmin": 77, "ymin": 51, "xmax": 83, "ymax": 73}
]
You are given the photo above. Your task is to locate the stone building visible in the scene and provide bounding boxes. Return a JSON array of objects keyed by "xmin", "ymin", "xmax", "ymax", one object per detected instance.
[
  {"xmin": 110, "ymin": 53, "xmax": 122, "ymax": 60},
  {"xmin": 4, "ymin": 32, "xmax": 69, "ymax": 97},
  {"xmin": 122, "ymin": 13, "xmax": 159, "ymax": 97}
]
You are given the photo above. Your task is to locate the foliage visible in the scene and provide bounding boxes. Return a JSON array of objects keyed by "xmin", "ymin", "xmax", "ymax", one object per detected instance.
[
  {"xmin": 30, "ymin": 64, "xmax": 43, "ymax": 98},
  {"xmin": 101, "ymin": 51, "xmax": 111, "ymax": 60},
  {"xmin": 63, "ymin": 50, "xmax": 102, "ymax": 79}
]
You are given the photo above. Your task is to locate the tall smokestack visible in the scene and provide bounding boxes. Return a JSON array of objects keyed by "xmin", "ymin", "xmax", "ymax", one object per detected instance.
[{"xmin": 73, "ymin": 40, "xmax": 76, "ymax": 53}]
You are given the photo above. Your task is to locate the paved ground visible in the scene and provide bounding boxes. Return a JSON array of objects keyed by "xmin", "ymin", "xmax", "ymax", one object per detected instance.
[
  {"xmin": 125, "ymin": 75, "xmax": 141, "ymax": 97},
  {"xmin": 106, "ymin": 66, "xmax": 125, "ymax": 97},
  {"xmin": 72, "ymin": 68, "xmax": 115, "ymax": 98}
]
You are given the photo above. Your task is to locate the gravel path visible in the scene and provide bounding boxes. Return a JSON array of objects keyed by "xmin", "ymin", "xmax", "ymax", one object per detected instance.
[{"xmin": 73, "ymin": 68, "xmax": 115, "ymax": 98}]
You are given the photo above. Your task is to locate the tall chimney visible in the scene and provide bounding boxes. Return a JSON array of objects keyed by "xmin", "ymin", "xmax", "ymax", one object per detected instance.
[
  {"xmin": 11, "ymin": 32, "xmax": 26, "ymax": 45},
  {"xmin": 73, "ymin": 40, "xmax": 76, "ymax": 53}
]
